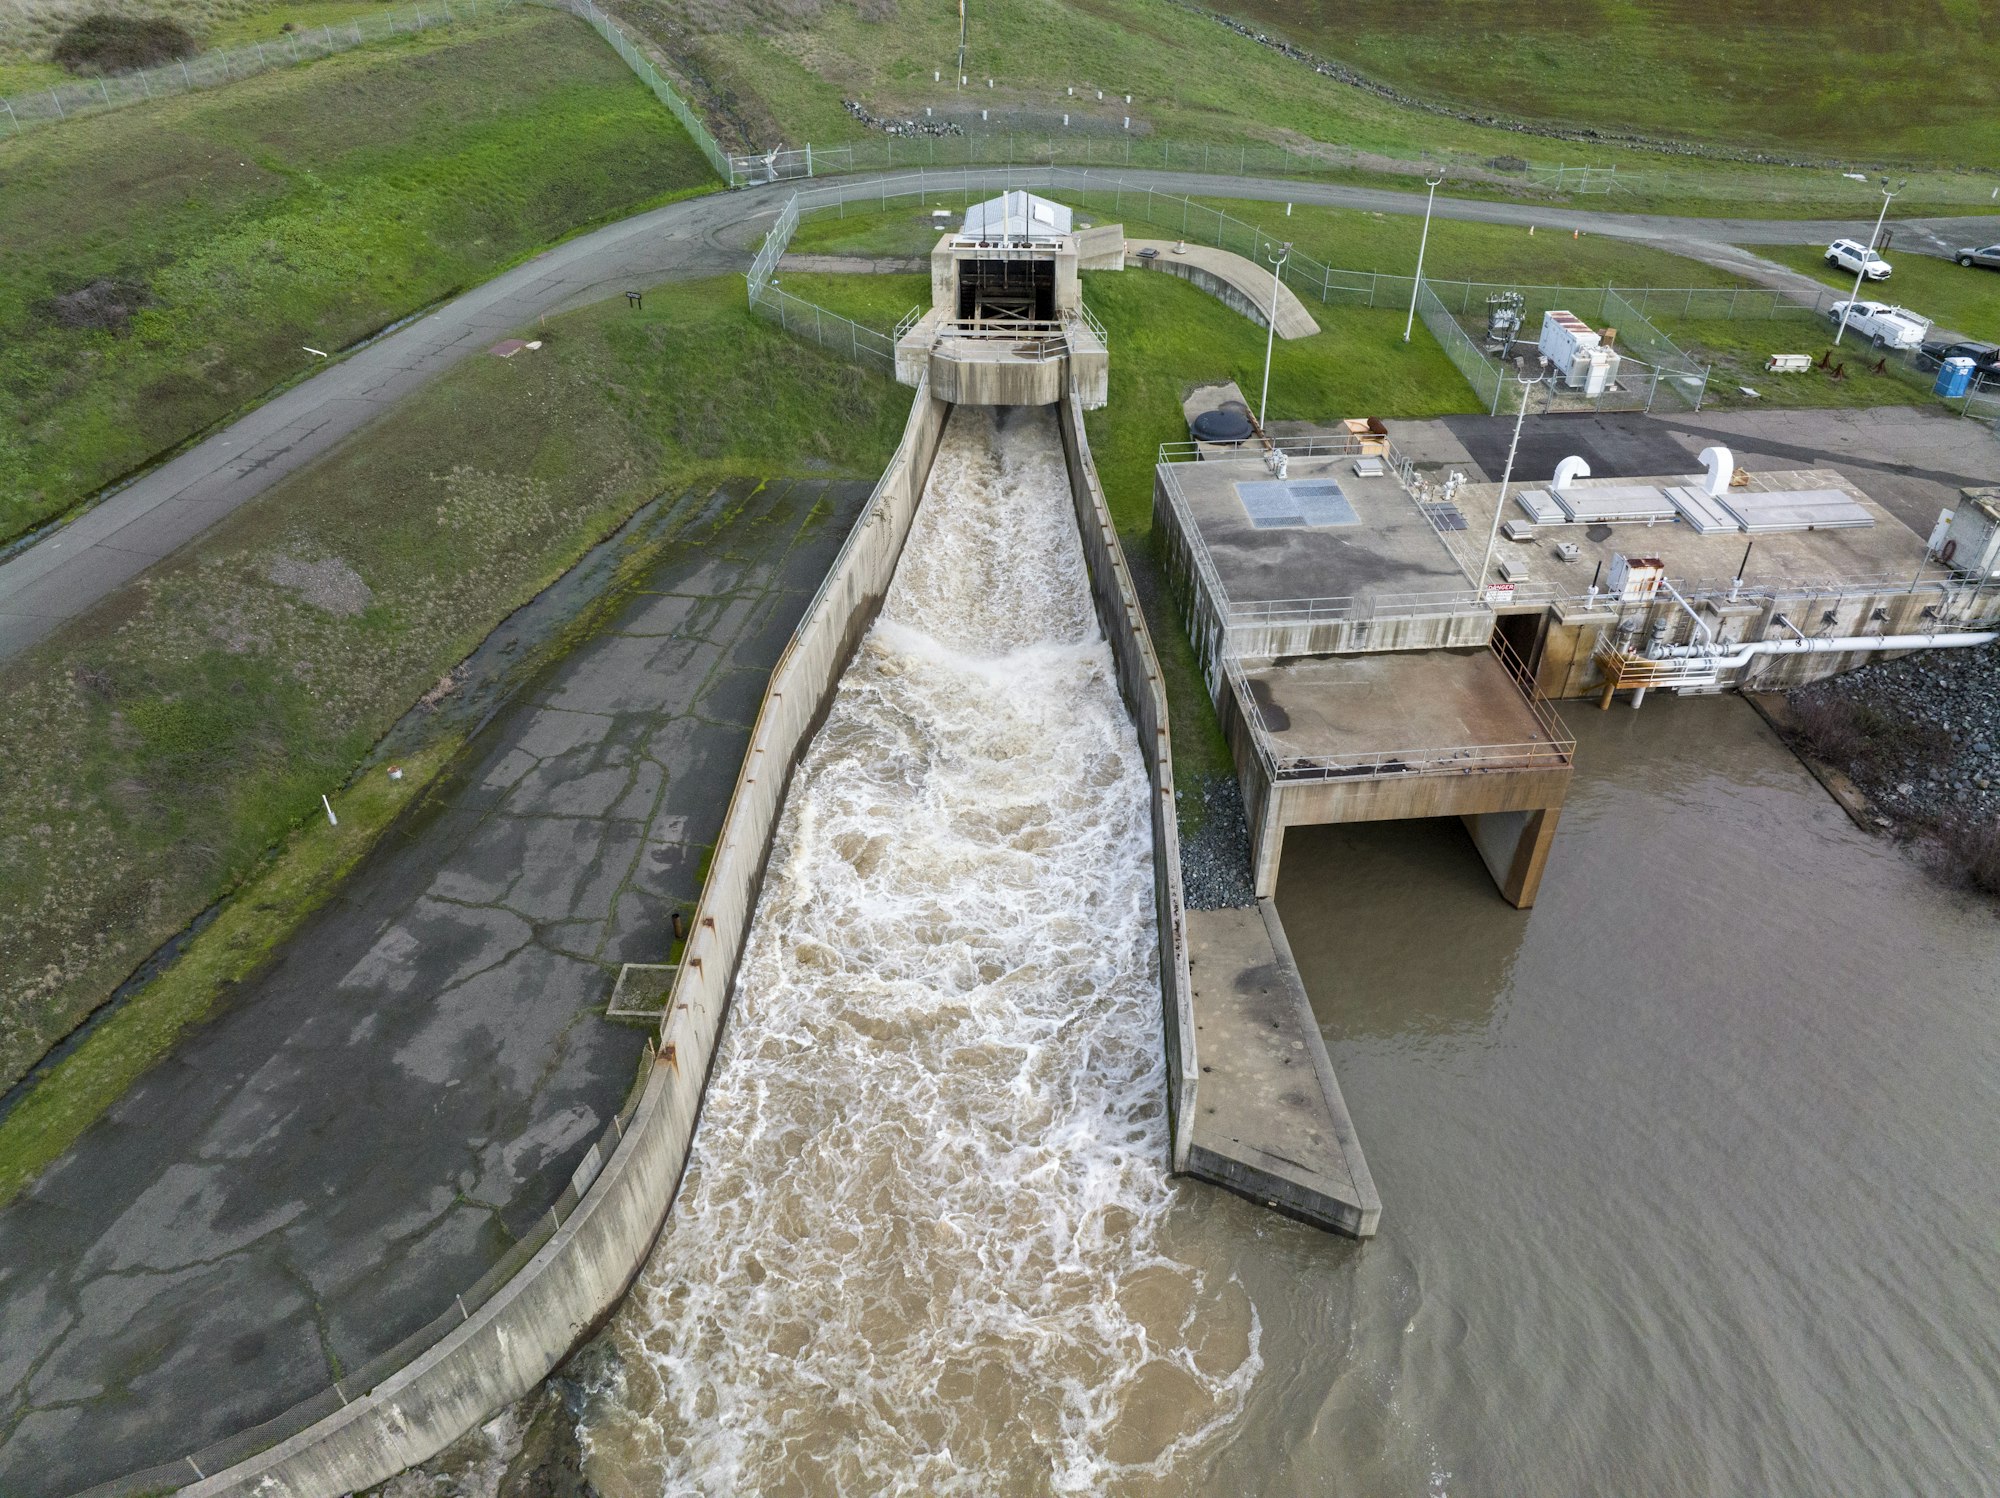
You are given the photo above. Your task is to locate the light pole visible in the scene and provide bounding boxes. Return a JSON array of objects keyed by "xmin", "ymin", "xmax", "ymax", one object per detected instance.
[
  {"xmin": 1476, "ymin": 356, "xmax": 1551, "ymax": 600},
  {"xmin": 1403, "ymin": 172, "xmax": 1444, "ymax": 343},
  {"xmin": 1834, "ymin": 176, "xmax": 1906, "ymax": 347},
  {"xmin": 1258, "ymin": 240, "xmax": 1292, "ymax": 430}
]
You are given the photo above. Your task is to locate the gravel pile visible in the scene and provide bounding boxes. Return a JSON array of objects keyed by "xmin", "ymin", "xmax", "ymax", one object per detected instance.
[
  {"xmin": 1179, "ymin": 772, "xmax": 1256, "ymax": 909},
  {"xmin": 1787, "ymin": 641, "xmax": 2000, "ymax": 830}
]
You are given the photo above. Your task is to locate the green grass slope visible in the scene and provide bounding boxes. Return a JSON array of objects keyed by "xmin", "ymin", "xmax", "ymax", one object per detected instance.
[
  {"xmin": 612, "ymin": 0, "xmax": 1998, "ymax": 203},
  {"xmin": 0, "ymin": 275, "xmax": 909, "ymax": 1099},
  {"xmin": 0, "ymin": 6, "xmax": 716, "ymax": 544},
  {"xmin": 1220, "ymin": 0, "xmax": 2000, "ymax": 166}
]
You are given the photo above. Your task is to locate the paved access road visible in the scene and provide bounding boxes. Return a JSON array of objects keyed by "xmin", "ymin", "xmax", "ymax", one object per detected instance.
[
  {"xmin": 0, "ymin": 477, "xmax": 869, "ymax": 1497},
  {"xmin": 2, "ymin": 165, "xmax": 1992, "ymax": 662}
]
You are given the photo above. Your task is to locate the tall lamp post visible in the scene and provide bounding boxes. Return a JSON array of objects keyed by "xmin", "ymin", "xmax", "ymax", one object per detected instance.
[
  {"xmin": 1476, "ymin": 356, "xmax": 1552, "ymax": 600},
  {"xmin": 1834, "ymin": 176, "xmax": 1906, "ymax": 347},
  {"xmin": 1403, "ymin": 172, "xmax": 1445, "ymax": 343},
  {"xmin": 1258, "ymin": 240, "xmax": 1292, "ymax": 430}
]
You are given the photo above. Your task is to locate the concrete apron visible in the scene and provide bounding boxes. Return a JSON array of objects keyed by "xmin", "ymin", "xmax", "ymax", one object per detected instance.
[{"xmin": 172, "ymin": 386, "xmax": 955, "ymax": 1498}]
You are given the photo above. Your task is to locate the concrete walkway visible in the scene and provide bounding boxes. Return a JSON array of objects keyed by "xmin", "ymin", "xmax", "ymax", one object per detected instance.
[
  {"xmin": 2, "ymin": 167, "xmax": 1991, "ymax": 663},
  {"xmin": 0, "ymin": 477, "xmax": 870, "ymax": 1497},
  {"xmin": 1126, "ymin": 238, "xmax": 1321, "ymax": 337}
]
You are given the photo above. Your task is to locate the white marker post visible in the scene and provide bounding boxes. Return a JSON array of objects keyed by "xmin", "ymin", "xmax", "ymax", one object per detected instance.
[{"xmin": 322, "ymin": 794, "xmax": 339, "ymax": 827}]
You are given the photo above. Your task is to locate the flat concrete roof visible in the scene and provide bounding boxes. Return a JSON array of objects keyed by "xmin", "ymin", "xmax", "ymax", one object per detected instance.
[
  {"xmin": 1241, "ymin": 648, "xmax": 1563, "ymax": 766},
  {"xmin": 1442, "ymin": 467, "xmax": 1935, "ymax": 599},
  {"xmin": 1162, "ymin": 451, "xmax": 1474, "ymax": 612}
]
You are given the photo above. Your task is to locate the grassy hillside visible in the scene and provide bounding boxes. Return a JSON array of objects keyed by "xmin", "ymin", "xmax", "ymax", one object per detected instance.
[
  {"xmin": 1220, "ymin": 0, "xmax": 2000, "ymax": 167},
  {"xmin": 0, "ymin": 5, "xmax": 716, "ymax": 544},
  {"xmin": 608, "ymin": 0, "xmax": 1998, "ymax": 206},
  {"xmin": 0, "ymin": 274, "xmax": 909, "ymax": 1108}
]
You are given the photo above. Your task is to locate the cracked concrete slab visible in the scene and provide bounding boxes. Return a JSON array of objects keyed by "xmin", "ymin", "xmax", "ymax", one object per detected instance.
[{"xmin": 0, "ymin": 477, "xmax": 872, "ymax": 1495}]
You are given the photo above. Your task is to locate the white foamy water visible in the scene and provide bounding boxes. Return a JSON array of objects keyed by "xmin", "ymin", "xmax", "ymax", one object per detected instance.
[{"xmin": 581, "ymin": 406, "xmax": 1259, "ymax": 1496}]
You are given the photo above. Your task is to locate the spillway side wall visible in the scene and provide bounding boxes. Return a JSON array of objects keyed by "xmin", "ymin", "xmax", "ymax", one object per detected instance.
[
  {"xmin": 1058, "ymin": 392, "xmax": 1198, "ymax": 1174},
  {"xmin": 178, "ymin": 382, "xmax": 953, "ymax": 1498}
]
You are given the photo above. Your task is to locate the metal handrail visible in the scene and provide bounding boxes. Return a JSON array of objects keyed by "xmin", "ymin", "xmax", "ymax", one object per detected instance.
[{"xmin": 894, "ymin": 305, "xmax": 926, "ymax": 339}]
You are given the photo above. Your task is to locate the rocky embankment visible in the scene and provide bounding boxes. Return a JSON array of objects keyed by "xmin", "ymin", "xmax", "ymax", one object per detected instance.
[
  {"xmin": 1780, "ymin": 642, "xmax": 2000, "ymax": 894},
  {"xmin": 1181, "ymin": 771, "xmax": 1256, "ymax": 909}
]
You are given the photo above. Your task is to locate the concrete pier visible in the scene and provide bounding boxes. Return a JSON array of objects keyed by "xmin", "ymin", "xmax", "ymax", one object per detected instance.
[{"xmin": 1185, "ymin": 903, "xmax": 1379, "ymax": 1238}]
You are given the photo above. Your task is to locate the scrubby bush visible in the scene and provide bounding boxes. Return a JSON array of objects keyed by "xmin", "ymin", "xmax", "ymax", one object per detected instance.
[
  {"xmin": 1936, "ymin": 813, "xmax": 2000, "ymax": 896},
  {"xmin": 1789, "ymin": 692, "xmax": 1952, "ymax": 777},
  {"xmin": 50, "ymin": 12, "xmax": 196, "ymax": 75}
]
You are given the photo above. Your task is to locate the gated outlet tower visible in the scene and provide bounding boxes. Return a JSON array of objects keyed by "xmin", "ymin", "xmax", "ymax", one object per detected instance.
[{"xmin": 894, "ymin": 191, "xmax": 1123, "ymax": 408}]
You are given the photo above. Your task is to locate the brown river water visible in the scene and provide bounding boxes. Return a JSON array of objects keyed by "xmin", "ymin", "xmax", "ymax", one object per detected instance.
[{"xmin": 576, "ymin": 410, "xmax": 2000, "ymax": 1495}]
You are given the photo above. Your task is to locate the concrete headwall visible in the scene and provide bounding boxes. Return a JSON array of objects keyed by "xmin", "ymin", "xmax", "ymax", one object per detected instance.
[
  {"xmin": 1057, "ymin": 394, "xmax": 1198, "ymax": 1173},
  {"xmin": 180, "ymin": 383, "xmax": 953, "ymax": 1498}
]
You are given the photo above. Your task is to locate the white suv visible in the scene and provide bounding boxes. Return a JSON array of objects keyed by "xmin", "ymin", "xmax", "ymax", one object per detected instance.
[
  {"xmin": 1826, "ymin": 299, "xmax": 1929, "ymax": 348},
  {"xmin": 1826, "ymin": 238, "xmax": 1892, "ymax": 280}
]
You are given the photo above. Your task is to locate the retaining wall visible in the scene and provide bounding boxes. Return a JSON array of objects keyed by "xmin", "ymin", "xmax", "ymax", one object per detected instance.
[
  {"xmin": 179, "ymin": 382, "xmax": 951, "ymax": 1498},
  {"xmin": 1057, "ymin": 393, "xmax": 1197, "ymax": 1172}
]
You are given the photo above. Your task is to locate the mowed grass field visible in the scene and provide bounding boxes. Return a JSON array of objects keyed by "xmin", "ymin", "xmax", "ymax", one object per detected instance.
[
  {"xmin": 1752, "ymin": 246, "xmax": 2000, "ymax": 342},
  {"xmin": 0, "ymin": 274, "xmax": 910, "ymax": 1111},
  {"xmin": 1220, "ymin": 0, "xmax": 2000, "ymax": 166},
  {"xmin": 1656, "ymin": 318, "xmax": 1938, "ymax": 413},
  {"xmin": 0, "ymin": 5, "xmax": 717, "ymax": 545}
]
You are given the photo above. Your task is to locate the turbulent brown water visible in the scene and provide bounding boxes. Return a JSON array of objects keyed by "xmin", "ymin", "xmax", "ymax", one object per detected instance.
[
  {"xmin": 581, "ymin": 406, "xmax": 1257, "ymax": 1496},
  {"xmin": 581, "ymin": 412, "xmax": 2000, "ymax": 1494}
]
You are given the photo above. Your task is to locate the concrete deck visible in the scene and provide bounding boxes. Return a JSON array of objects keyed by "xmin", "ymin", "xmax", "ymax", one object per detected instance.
[
  {"xmin": 1185, "ymin": 902, "xmax": 1378, "ymax": 1238},
  {"xmin": 1165, "ymin": 450, "xmax": 1472, "ymax": 611},
  {"xmin": 0, "ymin": 477, "xmax": 869, "ymax": 1498},
  {"xmin": 1128, "ymin": 239, "xmax": 1321, "ymax": 338},
  {"xmin": 1386, "ymin": 407, "xmax": 2000, "ymax": 541},
  {"xmin": 1241, "ymin": 648, "xmax": 1564, "ymax": 771},
  {"xmin": 1443, "ymin": 467, "xmax": 1930, "ymax": 600}
]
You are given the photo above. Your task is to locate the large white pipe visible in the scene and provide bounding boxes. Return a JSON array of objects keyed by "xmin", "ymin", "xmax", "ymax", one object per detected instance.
[{"xmin": 1662, "ymin": 631, "xmax": 1996, "ymax": 671}]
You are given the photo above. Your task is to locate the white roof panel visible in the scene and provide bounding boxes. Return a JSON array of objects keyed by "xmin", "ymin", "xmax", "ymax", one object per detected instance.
[{"xmin": 960, "ymin": 190, "xmax": 1072, "ymax": 239}]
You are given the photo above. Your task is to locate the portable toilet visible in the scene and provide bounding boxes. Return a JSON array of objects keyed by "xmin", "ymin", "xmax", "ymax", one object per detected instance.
[{"xmin": 1935, "ymin": 355, "xmax": 1976, "ymax": 399}]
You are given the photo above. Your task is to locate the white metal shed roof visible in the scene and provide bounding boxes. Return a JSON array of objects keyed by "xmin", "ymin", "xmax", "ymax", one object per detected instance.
[{"xmin": 960, "ymin": 190, "xmax": 1071, "ymax": 239}]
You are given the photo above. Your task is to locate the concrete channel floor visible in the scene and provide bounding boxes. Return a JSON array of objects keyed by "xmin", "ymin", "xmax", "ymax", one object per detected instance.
[{"xmin": 0, "ymin": 476, "xmax": 870, "ymax": 1498}]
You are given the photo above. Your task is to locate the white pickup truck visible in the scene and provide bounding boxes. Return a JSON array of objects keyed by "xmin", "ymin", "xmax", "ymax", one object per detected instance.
[{"xmin": 1826, "ymin": 299, "xmax": 1930, "ymax": 349}]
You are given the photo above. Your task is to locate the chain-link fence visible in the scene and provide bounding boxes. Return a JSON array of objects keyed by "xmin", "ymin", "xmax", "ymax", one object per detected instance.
[
  {"xmin": 0, "ymin": 0, "xmax": 516, "ymax": 135},
  {"xmin": 1603, "ymin": 289, "xmax": 1709, "ymax": 408},
  {"xmin": 549, "ymin": 0, "xmax": 729, "ymax": 181},
  {"xmin": 744, "ymin": 183, "xmax": 899, "ymax": 371},
  {"xmin": 1414, "ymin": 280, "xmax": 1504, "ymax": 414},
  {"xmin": 726, "ymin": 128, "xmax": 2000, "ymax": 210}
]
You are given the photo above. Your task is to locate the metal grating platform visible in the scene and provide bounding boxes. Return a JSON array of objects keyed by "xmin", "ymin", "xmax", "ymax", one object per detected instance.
[{"xmin": 1235, "ymin": 479, "xmax": 1359, "ymax": 529}]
